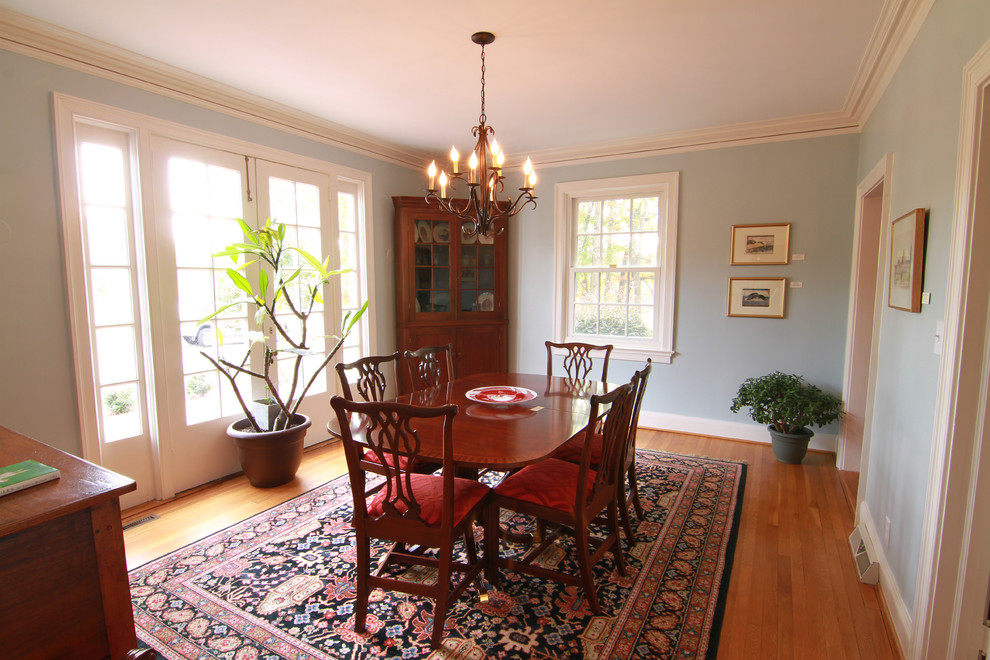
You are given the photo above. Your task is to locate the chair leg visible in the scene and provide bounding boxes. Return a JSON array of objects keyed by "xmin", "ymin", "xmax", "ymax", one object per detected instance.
[
  {"xmin": 618, "ymin": 489, "xmax": 636, "ymax": 545},
  {"xmin": 607, "ymin": 503, "xmax": 627, "ymax": 576},
  {"xmin": 484, "ymin": 502, "xmax": 501, "ymax": 586},
  {"xmin": 628, "ymin": 463, "xmax": 644, "ymax": 519},
  {"xmin": 431, "ymin": 544, "xmax": 453, "ymax": 649},
  {"xmin": 354, "ymin": 534, "xmax": 371, "ymax": 634},
  {"xmin": 573, "ymin": 525, "xmax": 602, "ymax": 614}
]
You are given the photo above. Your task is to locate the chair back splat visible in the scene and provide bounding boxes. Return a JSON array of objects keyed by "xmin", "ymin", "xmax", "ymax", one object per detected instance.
[
  {"xmin": 545, "ymin": 340, "xmax": 614, "ymax": 381},
  {"xmin": 330, "ymin": 396, "xmax": 490, "ymax": 649},
  {"xmin": 335, "ymin": 351, "xmax": 401, "ymax": 402},
  {"xmin": 404, "ymin": 343, "xmax": 455, "ymax": 390}
]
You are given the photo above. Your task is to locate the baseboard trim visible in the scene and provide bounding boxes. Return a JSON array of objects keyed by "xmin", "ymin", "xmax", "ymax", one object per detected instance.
[
  {"xmin": 859, "ymin": 503, "xmax": 912, "ymax": 653},
  {"xmin": 640, "ymin": 410, "xmax": 838, "ymax": 453}
]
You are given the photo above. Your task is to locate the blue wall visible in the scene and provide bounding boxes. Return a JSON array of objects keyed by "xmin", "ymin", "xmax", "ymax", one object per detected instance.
[
  {"xmin": 510, "ymin": 135, "xmax": 860, "ymax": 445},
  {"xmin": 856, "ymin": 0, "xmax": 990, "ymax": 611}
]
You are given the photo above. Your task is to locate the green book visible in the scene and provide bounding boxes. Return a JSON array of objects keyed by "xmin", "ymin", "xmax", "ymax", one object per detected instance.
[{"xmin": 0, "ymin": 459, "xmax": 60, "ymax": 496}]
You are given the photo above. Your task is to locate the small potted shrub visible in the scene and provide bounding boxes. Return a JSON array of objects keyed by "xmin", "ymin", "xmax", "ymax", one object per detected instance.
[
  {"xmin": 199, "ymin": 218, "xmax": 367, "ymax": 486},
  {"xmin": 730, "ymin": 371, "xmax": 844, "ymax": 464}
]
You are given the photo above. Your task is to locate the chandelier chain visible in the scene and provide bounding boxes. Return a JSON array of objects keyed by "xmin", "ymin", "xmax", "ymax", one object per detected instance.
[{"xmin": 479, "ymin": 45, "xmax": 487, "ymax": 125}]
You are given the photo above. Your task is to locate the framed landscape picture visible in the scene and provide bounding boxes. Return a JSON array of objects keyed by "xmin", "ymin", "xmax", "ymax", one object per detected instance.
[
  {"xmin": 888, "ymin": 208, "xmax": 927, "ymax": 312},
  {"xmin": 730, "ymin": 223, "xmax": 790, "ymax": 265},
  {"xmin": 728, "ymin": 277, "xmax": 786, "ymax": 318}
]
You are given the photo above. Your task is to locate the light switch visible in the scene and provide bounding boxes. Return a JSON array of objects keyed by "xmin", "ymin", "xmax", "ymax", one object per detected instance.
[
  {"xmin": 922, "ymin": 292, "xmax": 931, "ymax": 304},
  {"xmin": 934, "ymin": 321, "xmax": 944, "ymax": 356}
]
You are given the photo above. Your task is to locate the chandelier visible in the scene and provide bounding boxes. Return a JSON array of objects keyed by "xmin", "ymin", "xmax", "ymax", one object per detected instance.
[{"xmin": 425, "ymin": 31, "xmax": 537, "ymax": 237}]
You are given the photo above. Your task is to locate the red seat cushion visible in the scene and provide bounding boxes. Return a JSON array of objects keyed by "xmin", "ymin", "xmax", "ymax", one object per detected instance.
[
  {"xmin": 363, "ymin": 448, "xmax": 411, "ymax": 470},
  {"xmin": 368, "ymin": 473, "xmax": 489, "ymax": 526},
  {"xmin": 551, "ymin": 432, "xmax": 603, "ymax": 464},
  {"xmin": 494, "ymin": 458, "xmax": 596, "ymax": 511}
]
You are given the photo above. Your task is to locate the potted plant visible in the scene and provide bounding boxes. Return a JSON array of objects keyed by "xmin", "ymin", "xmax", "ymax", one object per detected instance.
[
  {"xmin": 199, "ymin": 218, "xmax": 368, "ymax": 487},
  {"xmin": 729, "ymin": 371, "xmax": 844, "ymax": 464}
]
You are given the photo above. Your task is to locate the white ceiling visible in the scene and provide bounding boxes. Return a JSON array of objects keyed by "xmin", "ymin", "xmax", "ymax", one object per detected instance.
[{"xmin": 1, "ymin": 0, "xmax": 893, "ymax": 163}]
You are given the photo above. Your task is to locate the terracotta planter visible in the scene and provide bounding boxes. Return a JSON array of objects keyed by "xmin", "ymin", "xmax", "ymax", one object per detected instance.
[
  {"xmin": 767, "ymin": 426, "xmax": 814, "ymax": 464},
  {"xmin": 226, "ymin": 414, "xmax": 311, "ymax": 487}
]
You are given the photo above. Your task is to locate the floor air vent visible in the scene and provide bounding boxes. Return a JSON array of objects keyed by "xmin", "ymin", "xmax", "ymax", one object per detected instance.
[
  {"xmin": 123, "ymin": 514, "xmax": 159, "ymax": 531},
  {"xmin": 849, "ymin": 524, "xmax": 879, "ymax": 584}
]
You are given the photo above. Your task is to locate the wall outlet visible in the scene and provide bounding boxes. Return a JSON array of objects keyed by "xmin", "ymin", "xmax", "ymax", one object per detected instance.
[{"xmin": 884, "ymin": 516, "xmax": 891, "ymax": 546}]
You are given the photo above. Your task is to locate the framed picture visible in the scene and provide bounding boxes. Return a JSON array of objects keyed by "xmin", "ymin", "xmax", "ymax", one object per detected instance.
[
  {"xmin": 730, "ymin": 223, "xmax": 790, "ymax": 265},
  {"xmin": 728, "ymin": 277, "xmax": 786, "ymax": 318},
  {"xmin": 888, "ymin": 208, "xmax": 927, "ymax": 312}
]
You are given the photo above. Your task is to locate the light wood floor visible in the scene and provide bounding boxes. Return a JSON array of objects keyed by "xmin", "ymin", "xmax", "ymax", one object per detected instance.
[{"xmin": 122, "ymin": 429, "xmax": 902, "ymax": 659}]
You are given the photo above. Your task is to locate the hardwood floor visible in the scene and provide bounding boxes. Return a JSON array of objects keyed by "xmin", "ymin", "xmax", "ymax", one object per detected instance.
[{"xmin": 122, "ymin": 429, "xmax": 902, "ymax": 659}]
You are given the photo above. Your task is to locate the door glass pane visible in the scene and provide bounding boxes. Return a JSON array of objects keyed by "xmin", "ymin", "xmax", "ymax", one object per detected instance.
[
  {"xmin": 80, "ymin": 143, "xmax": 126, "ymax": 206},
  {"xmin": 91, "ymin": 268, "xmax": 134, "ymax": 326},
  {"xmin": 414, "ymin": 218, "xmax": 451, "ymax": 313},
  {"xmin": 86, "ymin": 207, "xmax": 129, "ymax": 266},
  {"xmin": 101, "ymin": 383, "xmax": 142, "ymax": 442},
  {"xmin": 167, "ymin": 156, "xmax": 245, "ymax": 426},
  {"xmin": 95, "ymin": 326, "xmax": 137, "ymax": 384}
]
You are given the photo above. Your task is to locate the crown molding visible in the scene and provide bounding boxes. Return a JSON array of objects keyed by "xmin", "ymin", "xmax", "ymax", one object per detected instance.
[
  {"xmin": 843, "ymin": 0, "xmax": 937, "ymax": 126},
  {"xmin": 0, "ymin": 7, "xmax": 426, "ymax": 169},
  {"xmin": 1, "ymin": 2, "xmax": 933, "ymax": 170},
  {"xmin": 529, "ymin": 112, "xmax": 860, "ymax": 168}
]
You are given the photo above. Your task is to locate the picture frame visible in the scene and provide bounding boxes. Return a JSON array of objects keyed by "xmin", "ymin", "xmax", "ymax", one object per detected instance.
[
  {"xmin": 728, "ymin": 277, "xmax": 786, "ymax": 318},
  {"xmin": 887, "ymin": 208, "xmax": 927, "ymax": 312},
  {"xmin": 730, "ymin": 223, "xmax": 790, "ymax": 265}
]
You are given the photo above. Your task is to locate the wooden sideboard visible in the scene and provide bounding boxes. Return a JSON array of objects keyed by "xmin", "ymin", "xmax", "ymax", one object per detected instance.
[{"xmin": 0, "ymin": 425, "xmax": 151, "ymax": 659}]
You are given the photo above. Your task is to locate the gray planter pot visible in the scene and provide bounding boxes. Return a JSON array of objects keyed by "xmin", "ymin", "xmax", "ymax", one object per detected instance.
[{"xmin": 767, "ymin": 426, "xmax": 814, "ymax": 464}]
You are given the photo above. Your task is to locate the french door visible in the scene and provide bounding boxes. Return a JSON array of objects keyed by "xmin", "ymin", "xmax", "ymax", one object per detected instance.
[
  {"xmin": 56, "ymin": 97, "xmax": 371, "ymax": 507},
  {"xmin": 151, "ymin": 138, "xmax": 340, "ymax": 495}
]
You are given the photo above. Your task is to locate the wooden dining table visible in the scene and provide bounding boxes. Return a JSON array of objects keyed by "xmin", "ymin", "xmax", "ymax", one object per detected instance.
[{"xmin": 382, "ymin": 372, "xmax": 614, "ymax": 471}]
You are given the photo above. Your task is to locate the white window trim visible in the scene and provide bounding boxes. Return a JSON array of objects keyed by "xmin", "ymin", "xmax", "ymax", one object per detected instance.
[{"xmin": 552, "ymin": 172, "xmax": 678, "ymax": 364}]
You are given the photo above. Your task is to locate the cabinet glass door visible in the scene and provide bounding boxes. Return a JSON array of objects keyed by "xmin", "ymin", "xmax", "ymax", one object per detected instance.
[
  {"xmin": 459, "ymin": 222, "xmax": 496, "ymax": 312},
  {"xmin": 413, "ymin": 217, "xmax": 451, "ymax": 313}
]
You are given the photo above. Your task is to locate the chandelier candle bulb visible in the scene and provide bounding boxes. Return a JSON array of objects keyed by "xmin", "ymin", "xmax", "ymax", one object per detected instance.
[
  {"xmin": 428, "ymin": 160, "xmax": 437, "ymax": 190},
  {"xmin": 469, "ymin": 151, "xmax": 478, "ymax": 183},
  {"xmin": 439, "ymin": 170, "xmax": 448, "ymax": 198},
  {"xmin": 450, "ymin": 147, "xmax": 459, "ymax": 173}
]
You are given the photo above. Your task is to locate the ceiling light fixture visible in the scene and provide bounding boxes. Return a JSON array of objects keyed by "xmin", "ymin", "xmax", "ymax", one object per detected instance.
[{"xmin": 426, "ymin": 31, "xmax": 537, "ymax": 237}]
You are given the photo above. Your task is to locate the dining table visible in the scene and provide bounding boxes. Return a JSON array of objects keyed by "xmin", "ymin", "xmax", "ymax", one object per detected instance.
[{"xmin": 381, "ymin": 372, "xmax": 615, "ymax": 471}]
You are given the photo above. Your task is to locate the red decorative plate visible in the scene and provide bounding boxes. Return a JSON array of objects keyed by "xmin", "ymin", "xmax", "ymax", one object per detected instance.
[{"xmin": 465, "ymin": 386, "xmax": 537, "ymax": 405}]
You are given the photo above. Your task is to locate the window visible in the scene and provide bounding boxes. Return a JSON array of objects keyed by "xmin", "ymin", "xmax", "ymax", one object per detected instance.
[{"xmin": 553, "ymin": 173, "xmax": 678, "ymax": 363}]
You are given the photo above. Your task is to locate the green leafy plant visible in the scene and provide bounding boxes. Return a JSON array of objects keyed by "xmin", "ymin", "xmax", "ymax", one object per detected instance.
[
  {"xmin": 199, "ymin": 218, "xmax": 368, "ymax": 433},
  {"xmin": 104, "ymin": 388, "xmax": 135, "ymax": 416},
  {"xmin": 185, "ymin": 374, "xmax": 213, "ymax": 399},
  {"xmin": 730, "ymin": 371, "xmax": 844, "ymax": 434}
]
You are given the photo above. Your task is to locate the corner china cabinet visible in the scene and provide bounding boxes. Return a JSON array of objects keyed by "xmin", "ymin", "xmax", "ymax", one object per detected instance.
[{"xmin": 393, "ymin": 196, "xmax": 508, "ymax": 388}]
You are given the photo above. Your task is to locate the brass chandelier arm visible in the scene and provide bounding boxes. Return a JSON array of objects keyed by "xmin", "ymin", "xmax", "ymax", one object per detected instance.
[{"xmin": 425, "ymin": 186, "xmax": 537, "ymax": 237}]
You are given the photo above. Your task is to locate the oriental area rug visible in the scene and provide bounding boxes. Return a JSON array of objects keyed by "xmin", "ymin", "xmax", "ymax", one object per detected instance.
[{"xmin": 129, "ymin": 449, "xmax": 745, "ymax": 659}]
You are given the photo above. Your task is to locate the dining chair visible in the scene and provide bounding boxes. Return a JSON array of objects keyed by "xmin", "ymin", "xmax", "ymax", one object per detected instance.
[
  {"xmin": 330, "ymin": 395, "xmax": 490, "ymax": 649},
  {"xmin": 335, "ymin": 352, "xmax": 441, "ymax": 474},
  {"xmin": 404, "ymin": 343, "xmax": 455, "ymax": 390},
  {"xmin": 549, "ymin": 359, "xmax": 653, "ymax": 543},
  {"xmin": 545, "ymin": 340, "xmax": 614, "ymax": 382},
  {"xmin": 336, "ymin": 351, "xmax": 402, "ymax": 402},
  {"xmin": 483, "ymin": 380, "xmax": 636, "ymax": 614}
]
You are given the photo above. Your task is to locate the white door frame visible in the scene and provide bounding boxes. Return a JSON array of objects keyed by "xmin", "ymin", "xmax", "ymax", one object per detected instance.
[
  {"xmin": 840, "ymin": 154, "xmax": 893, "ymax": 485},
  {"xmin": 911, "ymin": 38, "xmax": 990, "ymax": 660}
]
